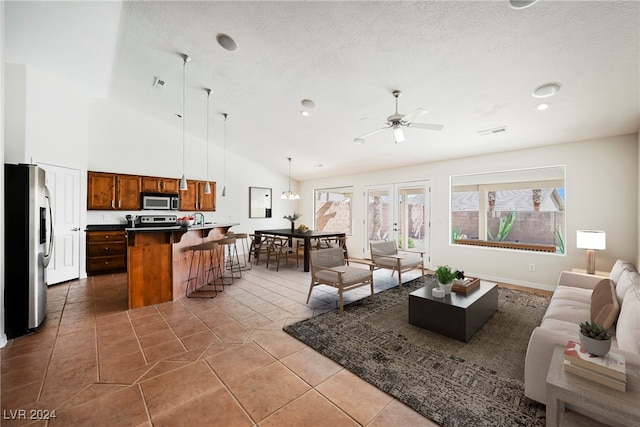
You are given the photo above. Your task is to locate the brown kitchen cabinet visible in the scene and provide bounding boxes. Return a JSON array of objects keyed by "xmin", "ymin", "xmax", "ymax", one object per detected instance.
[
  {"xmin": 86, "ymin": 230, "xmax": 127, "ymax": 275},
  {"xmin": 179, "ymin": 180, "xmax": 216, "ymax": 211},
  {"xmin": 87, "ymin": 171, "xmax": 141, "ymax": 210},
  {"xmin": 141, "ymin": 176, "xmax": 180, "ymax": 194}
]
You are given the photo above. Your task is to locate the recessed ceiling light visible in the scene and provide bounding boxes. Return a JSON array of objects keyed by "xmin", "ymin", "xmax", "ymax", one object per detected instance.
[
  {"xmin": 353, "ymin": 138, "xmax": 366, "ymax": 144},
  {"xmin": 301, "ymin": 99, "xmax": 316, "ymax": 109},
  {"xmin": 509, "ymin": 0, "xmax": 540, "ymax": 9},
  {"xmin": 532, "ymin": 82, "xmax": 561, "ymax": 98},
  {"xmin": 536, "ymin": 102, "xmax": 550, "ymax": 111},
  {"xmin": 216, "ymin": 33, "xmax": 237, "ymax": 51},
  {"xmin": 300, "ymin": 110, "xmax": 309, "ymax": 117}
]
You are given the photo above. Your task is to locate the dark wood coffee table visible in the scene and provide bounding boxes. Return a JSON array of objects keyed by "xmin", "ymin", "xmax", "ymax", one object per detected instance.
[{"xmin": 408, "ymin": 280, "xmax": 498, "ymax": 342}]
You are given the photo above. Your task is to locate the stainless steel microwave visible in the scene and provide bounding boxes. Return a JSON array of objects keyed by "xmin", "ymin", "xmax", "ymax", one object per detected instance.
[{"xmin": 141, "ymin": 192, "xmax": 180, "ymax": 210}]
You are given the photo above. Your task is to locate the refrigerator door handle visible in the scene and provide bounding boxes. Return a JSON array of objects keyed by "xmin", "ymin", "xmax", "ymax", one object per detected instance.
[{"xmin": 43, "ymin": 186, "xmax": 55, "ymax": 268}]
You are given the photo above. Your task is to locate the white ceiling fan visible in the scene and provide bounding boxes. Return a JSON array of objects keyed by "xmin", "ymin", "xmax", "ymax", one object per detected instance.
[{"xmin": 354, "ymin": 90, "xmax": 443, "ymax": 144}]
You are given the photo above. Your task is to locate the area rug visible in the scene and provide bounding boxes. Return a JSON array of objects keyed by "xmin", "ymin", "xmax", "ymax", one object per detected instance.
[{"xmin": 284, "ymin": 275, "xmax": 549, "ymax": 427}]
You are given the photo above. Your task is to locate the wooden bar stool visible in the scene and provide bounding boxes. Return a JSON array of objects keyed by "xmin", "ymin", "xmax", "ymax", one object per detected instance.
[
  {"xmin": 185, "ymin": 241, "xmax": 219, "ymax": 298},
  {"xmin": 217, "ymin": 236, "xmax": 242, "ymax": 282},
  {"xmin": 232, "ymin": 232, "xmax": 252, "ymax": 270}
]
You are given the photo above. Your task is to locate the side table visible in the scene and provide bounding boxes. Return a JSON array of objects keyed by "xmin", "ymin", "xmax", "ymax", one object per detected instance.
[{"xmin": 546, "ymin": 345, "xmax": 640, "ymax": 426}]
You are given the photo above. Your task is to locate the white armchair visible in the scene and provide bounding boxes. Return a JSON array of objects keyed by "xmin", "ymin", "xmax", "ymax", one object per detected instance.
[
  {"xmin": 307, "ymin": 247, "xmax": 374, "ymax": 315},
  {"xmin": 369, "ymin": 240, "xmax": 424, "ymax": 289}
]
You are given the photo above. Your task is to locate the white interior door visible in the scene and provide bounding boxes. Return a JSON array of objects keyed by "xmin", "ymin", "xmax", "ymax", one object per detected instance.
[
  {"xmin": 365, "ymin": 181, "xmax": 430, "ymax": 263},
  {"xmin": 40, "ymin": 163, "xmax": 81, "ymax": 284}
]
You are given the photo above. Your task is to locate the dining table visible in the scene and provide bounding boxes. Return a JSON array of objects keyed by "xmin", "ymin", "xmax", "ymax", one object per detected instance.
[{"xmin": 253, "ymin": 228, "xmax": 346, "ymax": 272}]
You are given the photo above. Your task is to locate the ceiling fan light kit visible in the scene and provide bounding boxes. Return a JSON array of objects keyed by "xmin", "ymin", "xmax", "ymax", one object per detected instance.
[{"xmin": 355, "ymin": 89, "xmax": 443, "ymax": 144}]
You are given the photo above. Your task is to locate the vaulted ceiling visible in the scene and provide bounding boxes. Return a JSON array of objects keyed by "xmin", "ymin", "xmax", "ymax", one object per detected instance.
[{"xmin": 5, "ymin": 1, "xmax": 639, "ymax": 180}]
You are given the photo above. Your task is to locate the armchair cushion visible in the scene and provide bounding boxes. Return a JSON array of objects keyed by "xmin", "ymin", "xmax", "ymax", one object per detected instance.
[
  {"xmin": 370, "ymin": 240, "xmax": 398, "ymax": 257},
  {"xmin": 315, "ymin": 267, "xmax": 373, "ymax": 286}
]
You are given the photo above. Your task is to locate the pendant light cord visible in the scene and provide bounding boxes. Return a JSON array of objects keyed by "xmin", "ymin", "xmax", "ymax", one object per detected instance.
[
  {"xmin": 182, "ymin": 57, "xmax": 186, "ymax": 175},
  {"xmin": 206, "ymin": 89, "xmax": 210, "ymax": 180},
  {"xmin": 223, "ymin": 113, "xmax": 228, "ymax": 194}
]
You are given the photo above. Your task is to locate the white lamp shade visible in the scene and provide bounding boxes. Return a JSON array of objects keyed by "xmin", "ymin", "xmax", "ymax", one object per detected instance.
[{"xmin": 576, "ymin": 230, "xmax": 606, "ymax": 250}]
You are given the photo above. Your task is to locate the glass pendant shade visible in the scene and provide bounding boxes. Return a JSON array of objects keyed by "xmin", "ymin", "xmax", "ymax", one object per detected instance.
[
  {"xmin": 204, "ymin": 181, "xmax": 211, "ymax": 194},
  {"xmin": 179, "ymin": 174, "xmax": 188, "ymax": 190}
]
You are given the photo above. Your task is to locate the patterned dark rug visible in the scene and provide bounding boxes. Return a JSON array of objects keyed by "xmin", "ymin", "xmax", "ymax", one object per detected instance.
[{"xmin": 284, "ymin": 275, "xmax": 549, "ymax": 427}]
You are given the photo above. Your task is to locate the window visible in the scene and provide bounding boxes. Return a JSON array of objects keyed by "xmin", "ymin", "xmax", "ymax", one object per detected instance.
[
  {"xmin": 451, "ymin": 166, "xmax": 566, "ymax": 253},
  {"xmin": 314, "ymin": 187, "xmax": 353, "ymax": 235}
]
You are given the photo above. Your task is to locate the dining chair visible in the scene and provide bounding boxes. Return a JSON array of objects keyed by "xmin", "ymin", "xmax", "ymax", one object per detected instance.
[{"xmin": 266, "ymin": 236, "xmax": 295, "ymax": 271}]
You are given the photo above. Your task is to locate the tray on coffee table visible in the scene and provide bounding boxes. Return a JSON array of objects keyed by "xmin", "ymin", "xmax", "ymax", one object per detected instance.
[{"xmin": 452, "ymin": 277, "xmax": 480, "ymax": 295}]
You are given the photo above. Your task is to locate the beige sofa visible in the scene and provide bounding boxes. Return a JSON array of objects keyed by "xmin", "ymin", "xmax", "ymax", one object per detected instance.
[{"xmin": 524, "ymin": 260, "xmax": 640, "ymax": 404}]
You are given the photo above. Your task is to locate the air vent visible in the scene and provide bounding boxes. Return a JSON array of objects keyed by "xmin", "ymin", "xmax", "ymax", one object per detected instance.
[
  {"xmin": 477, "ymin": 126, "xmax": 507, "ymax": 136},
  {"xmin": 153, "ymin": 77, "xmax": 166, "ymax": 89}
]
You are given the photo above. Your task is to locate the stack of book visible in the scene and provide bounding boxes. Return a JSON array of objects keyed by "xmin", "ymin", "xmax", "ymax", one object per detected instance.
[{"xmin": 563, "ymin": 340, "xmax": 626, "ymax": 391}]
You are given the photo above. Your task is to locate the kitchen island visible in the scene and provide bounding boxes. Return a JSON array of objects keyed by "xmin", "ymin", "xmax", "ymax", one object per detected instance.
[{"xmin": 125, "ymin": 223, "xmax": 237, "ymax": 309}]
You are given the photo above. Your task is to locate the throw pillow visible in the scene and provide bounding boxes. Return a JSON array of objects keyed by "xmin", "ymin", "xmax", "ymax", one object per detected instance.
[{"xmin": 590, "ymin": 278, "xmax": 620, "ymax": 329}]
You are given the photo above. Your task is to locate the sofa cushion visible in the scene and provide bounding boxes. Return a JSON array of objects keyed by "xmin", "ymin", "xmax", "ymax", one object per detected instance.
[
  {"xmin": 590, "ymin": 279, "xmax": 619, "ymax": 329},
  {"xmin": 551, "ymin": 285, "xmax": 593, "ymax": 305},
  {"xmin": 609, "ymin": 259, "xmax": 635, "ymax": 284},
  {"xmin": 614, "ymin": 269, "xmax": 638, "ymax": 306},
  {"xmin": 543, "ymin": 289, "xmax": 591, "ymax": 324},
  {"xmin": 616, "ymin": 284, "xmax": 640, "ymax": 354}
]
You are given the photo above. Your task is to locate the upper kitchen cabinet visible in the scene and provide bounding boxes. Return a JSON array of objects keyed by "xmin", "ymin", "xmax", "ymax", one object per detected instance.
[
  {"xmin": 141, "ymin": 176, "xmax": 180, "ymax": 194},
  {"xmin": 87, "ymin": 171, "xmax": 141, "ymax": 210},
  {"xmin": 179, "ymin": 180, "xmax": 216, "ymax": 211}
]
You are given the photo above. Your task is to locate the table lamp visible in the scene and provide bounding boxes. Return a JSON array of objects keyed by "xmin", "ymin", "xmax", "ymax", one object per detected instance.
[{"xmin": 576, "ymin": 230, "xmax": 606, "ymax": 274}]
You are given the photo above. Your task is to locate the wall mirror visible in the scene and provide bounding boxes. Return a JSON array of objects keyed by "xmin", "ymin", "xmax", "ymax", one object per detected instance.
[
  {"xmin": 249, "ymin": 187, "xmax": 272, "ymax": 218},
  {"xmin": 450, "ymin": 165, "xmax": 566, "ymax": 253}
]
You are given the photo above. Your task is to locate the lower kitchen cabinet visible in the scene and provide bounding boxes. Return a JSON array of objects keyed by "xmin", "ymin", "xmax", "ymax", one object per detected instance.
[{"xmin": 86, "ymin": 230, "xmax": 127, "ymax": 275}]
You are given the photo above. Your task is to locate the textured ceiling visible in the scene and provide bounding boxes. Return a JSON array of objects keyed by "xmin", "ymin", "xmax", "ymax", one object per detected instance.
[{"xmin": 5, "ymin": 1, "xmax": 640, "ymax": 180}]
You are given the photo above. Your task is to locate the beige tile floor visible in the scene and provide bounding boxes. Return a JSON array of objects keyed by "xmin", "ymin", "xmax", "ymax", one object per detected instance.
[{"xmin": 1, "ymin": 257, "xmax": 437, "ymax": 426}]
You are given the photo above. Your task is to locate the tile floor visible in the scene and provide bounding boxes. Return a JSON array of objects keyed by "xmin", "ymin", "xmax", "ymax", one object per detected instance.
[{"xmin": 1, "ymin": 257, "xmax": 436, "ymax": 426}]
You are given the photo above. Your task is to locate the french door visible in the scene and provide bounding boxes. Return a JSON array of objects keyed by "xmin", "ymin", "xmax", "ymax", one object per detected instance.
[{"xmin": 364, "ymin": 181, "xmax": 430, "ymax": 262}]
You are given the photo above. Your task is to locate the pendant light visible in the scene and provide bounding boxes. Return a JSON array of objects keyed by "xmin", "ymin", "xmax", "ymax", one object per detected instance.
[
  {"xmin": 281, "ymin": 157, "xmax": 300, "ymax": 200},
  {"xmin": 204, "ymin": 89, "xmax": 212, "ymax": 194},
  {"xmin": 179, "ymin": 53, "xmax": 191, "ymax": 191},
  {"xmin": 221, "ymin": 113, "xmax": 227, "ymax": 197}
]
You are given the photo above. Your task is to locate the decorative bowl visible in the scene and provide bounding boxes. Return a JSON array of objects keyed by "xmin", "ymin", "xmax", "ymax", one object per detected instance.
[{"xmin": 177, "ymin": 219, "xmax": 195, "ymax": 227}]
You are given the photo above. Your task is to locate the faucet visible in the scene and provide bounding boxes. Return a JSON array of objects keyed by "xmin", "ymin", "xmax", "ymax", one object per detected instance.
[{"xmin": 193, "ymin": 212, "xmax": 204, "ymax": 226}]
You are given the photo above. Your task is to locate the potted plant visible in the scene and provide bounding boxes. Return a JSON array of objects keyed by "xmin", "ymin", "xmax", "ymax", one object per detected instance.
[
  {"xmin": 284, "ymin": 212, "xmax": 301, "ymax": 232},
  {"xmin": 435, "ymin": 265, "xmax": 456, "ymax": 294},
  {"xmin": 579, "ymin": 320, "xmax": 612, "ymax": 356}
]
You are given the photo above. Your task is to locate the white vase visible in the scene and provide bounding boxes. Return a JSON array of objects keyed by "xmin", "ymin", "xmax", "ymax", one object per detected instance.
[
  {"xmin": 438, "ymin": 282, "xmax": 453, "ymax": 295},
  {"xmin": 579, "ymin": 333, "xmax": 611, "ymax": 356}
]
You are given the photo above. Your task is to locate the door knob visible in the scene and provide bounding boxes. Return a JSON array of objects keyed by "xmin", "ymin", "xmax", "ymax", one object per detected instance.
[{"xmin": 71, "ymin": 227, "xmax": 80, "ymax": 231}]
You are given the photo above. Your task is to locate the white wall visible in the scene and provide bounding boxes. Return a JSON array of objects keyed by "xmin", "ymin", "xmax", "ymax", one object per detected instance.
[
  {"xmin": 1, "ymin": 1, "xmax": 7, "ymax": 348},
  {"xmin": 86, "ymin": 98, "xmax": 300, "ymax": 235},
  {"xmin": 300, "ymin": 134, "xmax": 638, "ymax": 291},
  {"xmin": 2, "ymin": 62, "xmax": 89, "ymax": 345}
]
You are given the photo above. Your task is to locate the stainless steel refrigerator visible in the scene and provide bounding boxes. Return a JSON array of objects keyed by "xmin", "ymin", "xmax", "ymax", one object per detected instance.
[{"xmin": 4, "ymin": 163, "xmax": 54, "ymax": 339}]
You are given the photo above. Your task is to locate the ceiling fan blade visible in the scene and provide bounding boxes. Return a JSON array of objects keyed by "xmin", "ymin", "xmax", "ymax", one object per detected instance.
[
  {"xmin": 401, "ymin": 108, "xmax": 429, "ymax": 122},
  {"xmin": 356, "ymin": 126, "xmax": 390, "ymax": 140},
  {"xmin": 406, "ymin": 122, "xmax": 444, "ymax": 131},
  {"xmin": 360, "ymin": 117, "xmax": 387, "ymax": 123}
]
